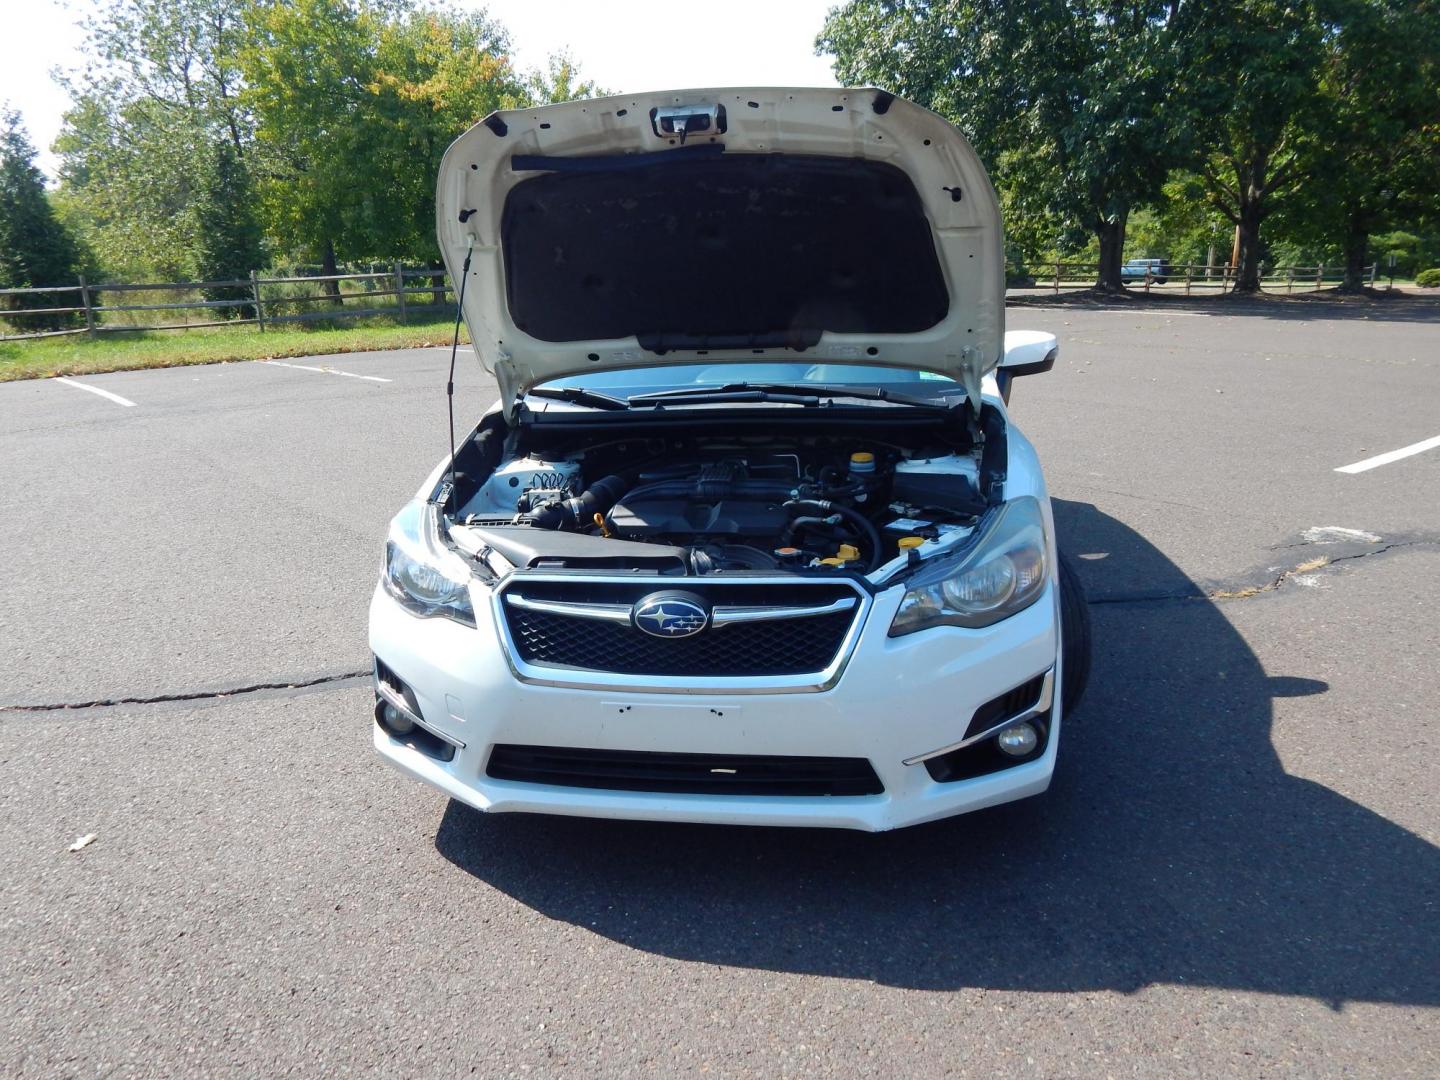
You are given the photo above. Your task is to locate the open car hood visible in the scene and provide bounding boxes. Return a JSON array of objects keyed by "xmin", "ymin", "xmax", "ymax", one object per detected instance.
[{"xmin": 435, "ymin": 88, "xmax": 1005, "ymax": 419}]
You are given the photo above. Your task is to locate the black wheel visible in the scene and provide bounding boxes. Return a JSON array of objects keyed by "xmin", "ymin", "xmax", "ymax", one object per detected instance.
[{"xmin": 1058, "ymin": 553, "xmax": 1093, "ymax": 716}]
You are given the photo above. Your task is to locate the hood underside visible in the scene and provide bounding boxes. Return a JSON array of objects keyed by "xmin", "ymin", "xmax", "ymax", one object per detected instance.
[{"xmin": 435, "ymin": 88, "xmax": 1005, "ymax": 416}]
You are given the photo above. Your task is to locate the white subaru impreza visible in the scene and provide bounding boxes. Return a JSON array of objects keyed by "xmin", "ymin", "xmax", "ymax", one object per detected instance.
[{"xmin": 369, "ymin": 88, "xmax": 1091, "ymax": 832}]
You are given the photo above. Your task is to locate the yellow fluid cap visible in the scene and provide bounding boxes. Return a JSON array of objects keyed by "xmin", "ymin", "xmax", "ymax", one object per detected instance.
[
  {"xmin": 898, "ymin": 536, "xmax": 925, "ymax": 549},
  {"xmin": 819, "ymin": 557, "xmax": 847, "ymax": 567},
  {"xmin": 835, "ymin": 543, "xmax": 861, "ymax": 561},
  {"xmin": 850, "ymin": 452, "xmax": 875, "ymax": 465}
]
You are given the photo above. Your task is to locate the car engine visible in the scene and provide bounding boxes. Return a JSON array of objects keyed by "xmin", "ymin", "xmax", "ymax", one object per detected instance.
[{"xmin": 455, "ymin": 434, "xmax": 989, "ymax": 575}]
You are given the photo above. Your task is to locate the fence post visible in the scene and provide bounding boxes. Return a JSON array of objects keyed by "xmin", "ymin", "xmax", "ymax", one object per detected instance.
[
  {"xmin": 1185, "ymin": 265, "xmax": 1192, "ymax": 295},
  {"xmin": 1315, "ymin": 264, "xmax": 1324, "ymax": 290},
  {"xmin": 1144, "ymin": 269, "xmax": 1152, "ymax": 295},
  {"xmin": 1369, "ymin": 262, "xmax": 1378, "ymax": 287},
  {"xmin": 1053, "ymin": 261, "xmax": 1061, "ymax": 294},
  {"xmin": 78, "ymin": 274, "xmax": 97, "ymax": 339},
  {"xmin": 1287, "ymin": 268, "xmax": 1294, "ymax": 293},
  {"xmin": 394, "ymin": 262, "xmax": 408, "ymax": 324},
  {"xmin": 250, "ymin": 270, "xmax": 265, "ymax": 333}
]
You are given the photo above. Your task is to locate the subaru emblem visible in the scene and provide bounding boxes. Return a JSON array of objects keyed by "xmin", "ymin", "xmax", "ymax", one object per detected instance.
[{"xmin": 632, "ymin": 593, "xmax": 710, "ymax": 639}]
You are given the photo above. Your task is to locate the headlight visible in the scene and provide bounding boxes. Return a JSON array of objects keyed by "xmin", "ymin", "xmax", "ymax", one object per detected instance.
[
  {"xmin": 381, "ymin": 500, "xmax": 476, "ymax": 627},
  {"xmin": 890, "ymin": 496, "xmax": 1049, "ymax": 635}
]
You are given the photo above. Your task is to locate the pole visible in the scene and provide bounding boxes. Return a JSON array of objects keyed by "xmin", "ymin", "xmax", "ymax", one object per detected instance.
[
  {"xmin": 1054, "ymin": 260, "xmax": 1061, "ymax": 294},
  {"xmin": 395, "ymin": 262, "xmax": 408, "ymax": 325},
  {"xmin": 78, "ymin": 274, "xmax": 97, "ymax": 339},
  {"xmin": 1316, "ymin": 264, "xmax": 1324, "ymax": 290},
  {"xmin": 250, "ymin": 270, "xmax": 265, "ymax": 332}
]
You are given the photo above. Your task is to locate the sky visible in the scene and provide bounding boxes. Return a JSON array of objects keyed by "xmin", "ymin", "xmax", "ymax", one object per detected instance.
[{"xmin": 0, "ymin": 0, "xmax": 842, "ymax": 180}]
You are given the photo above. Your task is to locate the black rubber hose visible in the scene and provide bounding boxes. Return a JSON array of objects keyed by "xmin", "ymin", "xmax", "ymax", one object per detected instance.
[
  {"xmin": 780, "ymin": 514, "xmax": 841, "ymax": 547},
  {"xmin": 785, "ymin": 499, "xmax": 884, "ymax": 572},
  {"xmin": 525, "ymin": 473, "xmax": 631, "ymax": 530}
]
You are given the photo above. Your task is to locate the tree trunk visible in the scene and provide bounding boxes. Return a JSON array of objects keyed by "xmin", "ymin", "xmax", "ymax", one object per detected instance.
[
  {"xmin": 321, "ymin": 239, "xmax": 343, "ymax": 308},
  {"xmin": 429, "ymin": 259, "xmax": 446, "ymax": 308},
  {"xmin": 1094, "ymin": 212, "xmax": 1128, "ymax": 293},
  {"xmin": 1339, "ymin": 207, "xmax": 1370, "ymax": 292},
  {"xmin": 1233, "ymin": 200, "xmax": 1264, "ymax": 293}
]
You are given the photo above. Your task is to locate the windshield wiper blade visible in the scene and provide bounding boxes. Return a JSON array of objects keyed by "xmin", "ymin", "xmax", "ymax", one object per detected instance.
[
  {"xmin": 527, "ymin": 386, "xmax": 630, "ymax": 410},
  {"xmin": 629, "ymin": 382, "xmax": 949, "ymax": 410},
  {"xmin": 629, "ymin": 387, "xmax": 821, "ymax": 408}
]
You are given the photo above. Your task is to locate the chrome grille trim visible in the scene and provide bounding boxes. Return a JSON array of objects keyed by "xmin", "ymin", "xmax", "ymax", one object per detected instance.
[
  {"xmin": 504, "ymin": 594, "xmax": 633, "ymax": 623},
  {"xmin": 491, "ymin": 574, "xmax": 873, "ymax": 694},
  {"xmin": 711, "ymin": 596, "xmax": 858, "ymax": 626}
]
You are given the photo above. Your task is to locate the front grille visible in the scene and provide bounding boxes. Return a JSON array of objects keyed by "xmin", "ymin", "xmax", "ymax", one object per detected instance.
[
  {"xmin": 487, "ymin": 744, "xmax": 884, "ymax": 796},
  {"xmin": 500, "ymin": 580, "xmax": 860, "ymax": 677}
]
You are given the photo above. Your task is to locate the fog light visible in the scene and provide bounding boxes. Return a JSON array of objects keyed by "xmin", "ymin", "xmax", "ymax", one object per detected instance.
[
  {"xmin": 995, "ymin": 722, "xmax": 1038, "ymax": 757},
  {"xmin": 381, "ymin": 701, "xmax": 415, "ymax": 736}
]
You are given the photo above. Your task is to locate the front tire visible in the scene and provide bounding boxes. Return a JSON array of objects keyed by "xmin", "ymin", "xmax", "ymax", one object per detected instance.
[{"xmin": 1058, "ymin": 554, "xmax": 1093, "ymax": 716}]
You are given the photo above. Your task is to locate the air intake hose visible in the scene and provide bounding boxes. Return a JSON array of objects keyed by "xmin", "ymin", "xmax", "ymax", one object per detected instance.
[{"xmin": 525, "ymin": 473, "xmax": 631, "ymax": 530}]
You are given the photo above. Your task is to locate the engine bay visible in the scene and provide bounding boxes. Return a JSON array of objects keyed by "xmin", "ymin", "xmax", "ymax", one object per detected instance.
[{"xmin": 447, "ymin": 417, "xmax": 1000, "ymax": 577}]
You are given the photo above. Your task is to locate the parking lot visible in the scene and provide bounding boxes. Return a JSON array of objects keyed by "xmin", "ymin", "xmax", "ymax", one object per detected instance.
[{"xmin": 3, "ymin": 297, "xmax": 1438, "ymax": 1075}]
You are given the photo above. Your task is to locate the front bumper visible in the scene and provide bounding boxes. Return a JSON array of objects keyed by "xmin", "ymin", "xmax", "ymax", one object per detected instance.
[{"xmin": 368, "ymin": 579, "xmax": 1062, "ymax": 832}]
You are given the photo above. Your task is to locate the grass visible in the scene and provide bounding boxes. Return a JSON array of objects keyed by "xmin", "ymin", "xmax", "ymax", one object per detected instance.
[{"xmin": 0, "ymin": 318, "xmax": 470, "ymax": 382}]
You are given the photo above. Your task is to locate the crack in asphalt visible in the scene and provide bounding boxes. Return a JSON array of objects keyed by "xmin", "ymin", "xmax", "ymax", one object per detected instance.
[
  {"xmin": 1089, "ymin": 539, "xmax": 1436, "ymax": 606},
  {"xmin": 5, "ymin": 541, "xmax": 1436, "ymax": 714},
  {"xmin": 0, "ymin": 669, "xmax": 371, "ymax": 715}
]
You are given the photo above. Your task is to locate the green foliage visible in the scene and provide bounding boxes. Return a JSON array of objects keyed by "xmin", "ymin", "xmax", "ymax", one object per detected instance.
[
  {"xmin": 197, "ymin": 139, "xmax": 264, "ymax": 314},
  {"xmin": 49, "ymin": 0, "xmax": 601, "ymax": 284},
  {"xmin": 819, "ymin": 0, "xmax": 1191, "ymax": 289},
  {"xmin": 1416, "ymin": 268, "xmax": 1440, "ymax": 288},
  {"xmin": 0, "ymin": 111, "xmax": 83, "ymax": 330}
]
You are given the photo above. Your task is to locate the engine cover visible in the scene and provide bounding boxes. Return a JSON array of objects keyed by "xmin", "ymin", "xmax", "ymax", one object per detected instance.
[{"xmin": 608, "ymin": 497, "xmax": 790, "ymax": 540}]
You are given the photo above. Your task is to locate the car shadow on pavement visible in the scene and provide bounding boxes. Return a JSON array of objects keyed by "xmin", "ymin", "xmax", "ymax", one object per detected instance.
[{"xmin": 435, "ymin": 499, "xmax": 1440, "ymax": 1006}]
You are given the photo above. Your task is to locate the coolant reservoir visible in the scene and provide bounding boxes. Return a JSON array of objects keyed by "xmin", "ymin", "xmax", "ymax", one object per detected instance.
[{"xmin": 892, "ymin": 453, "xmax": 982, "ymax": 511}]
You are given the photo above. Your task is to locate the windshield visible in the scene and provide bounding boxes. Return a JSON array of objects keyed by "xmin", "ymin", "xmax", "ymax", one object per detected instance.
[{"xmin": 532, "ymin": 362, "xmax": 960, "ymax": 402}]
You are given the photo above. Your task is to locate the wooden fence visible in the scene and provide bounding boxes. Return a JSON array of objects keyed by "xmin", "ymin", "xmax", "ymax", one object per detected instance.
[
  {"xmin": 1, "ymin": 260, "xmax": 1388, "ymax": 342},
  {"xmin": 0, "ymin": 265, "xmax": 458, "ymax": 342},
  {"xmin": 1023, "ymin": 261, "xmax": 1380, "ymax": 294}
]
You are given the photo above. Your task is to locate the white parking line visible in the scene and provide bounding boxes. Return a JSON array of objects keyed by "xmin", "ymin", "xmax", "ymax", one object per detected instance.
[
  {"xmin": 54, "ymin": 377, "xmax": 137, "ymax": 407},
  {"xmin": 257, "ymin": 359, "xmax": 391, "ymax": 383},
  {"xmin": 1335, "ymin": 435, "xmax": 1440, "ymax": 474}
]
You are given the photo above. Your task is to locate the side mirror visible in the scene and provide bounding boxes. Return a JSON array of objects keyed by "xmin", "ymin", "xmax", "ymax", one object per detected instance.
[{"xmin": 996, "ymin": 330, "xmax": 1058, "ymax": 404}]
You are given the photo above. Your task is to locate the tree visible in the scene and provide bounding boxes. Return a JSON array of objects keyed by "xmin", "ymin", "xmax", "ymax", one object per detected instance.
[
  {"xmin": 196, "ymin": 138, "xmax": 264, "ymax": 314},
  {"xmin": 0, "ymin": 110, "xmax": 82, "ymax": 331},
  {"xmin": 241, "ymin": 0, "xmax": 532, "ymax": 305},
  {"xmin": 53, "ymin": 0, "xmax": 254, "ymax": 281},
  {"xmin": 819, "ymin": 0, "xmax": 1191, "ymax": 291},
  {"xmin": 1289, "ymin": 0, "xmax": 1440, "ymax": 289},
  {"xmin": 1172, "ymin": 1, "xmax": 1331, "ymax": 292},
  {"xmin": 527, "ymin": 51, "xmax": 607, "ymax": 106}
]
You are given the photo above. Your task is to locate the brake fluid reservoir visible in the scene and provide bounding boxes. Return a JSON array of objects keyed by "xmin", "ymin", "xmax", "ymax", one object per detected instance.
[{"xmin": 849, "ymin": 451, "xmax": 876, "ymax": 477}]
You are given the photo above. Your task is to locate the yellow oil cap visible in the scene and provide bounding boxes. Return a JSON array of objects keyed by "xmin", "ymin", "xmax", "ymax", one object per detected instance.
[
  {"xmin": 898, "ymin": 536, "xmax": 925, "ymax": 549},
  {"xmin": 835, "ymin": 543, "xmax": 861, "ymax": 561},
  {"xmin": 850, "ymin": 452, "xmax": 875, "ymax": 465}
]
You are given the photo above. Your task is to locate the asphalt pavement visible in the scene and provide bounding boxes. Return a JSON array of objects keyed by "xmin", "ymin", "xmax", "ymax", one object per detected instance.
[{"xmin": 2, "ymin": 296, "xmax": 1438, "ymax": 1076}]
